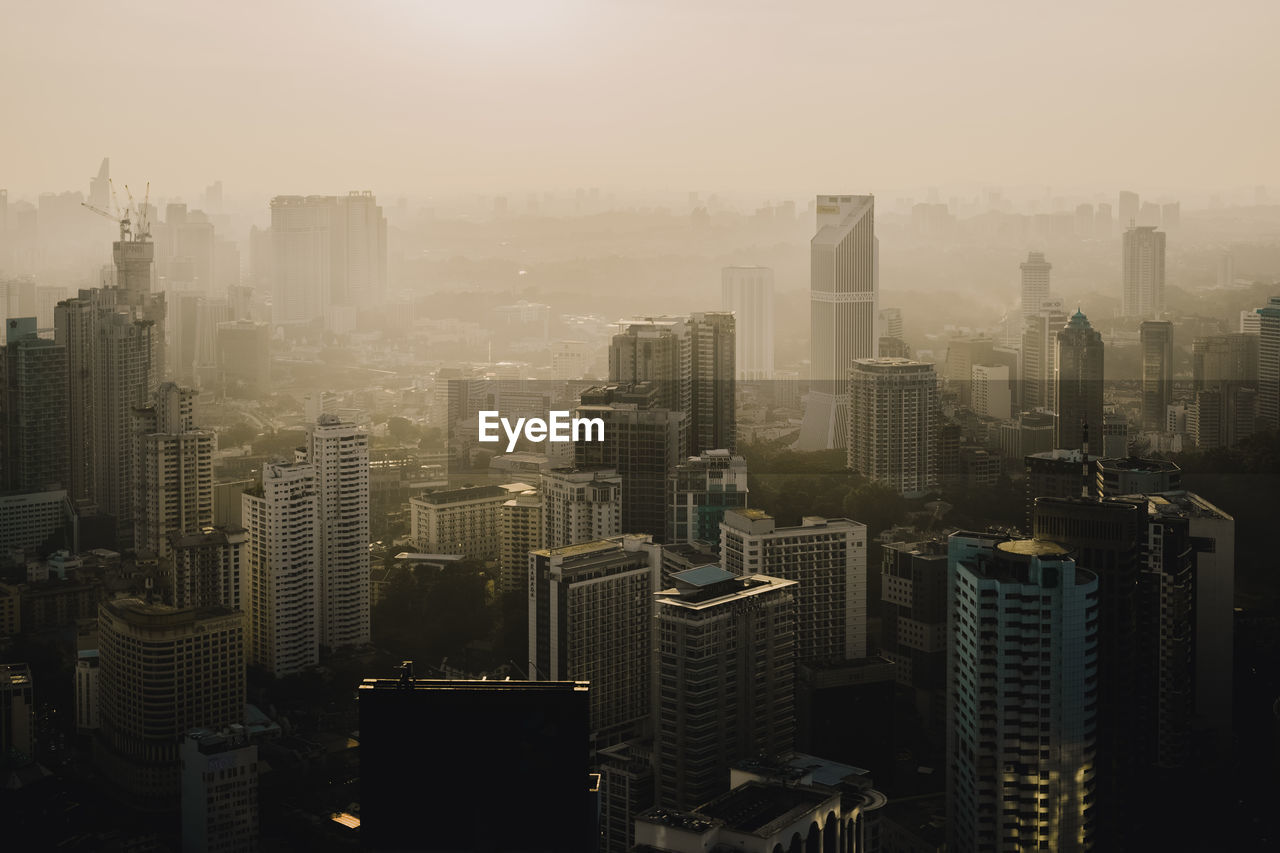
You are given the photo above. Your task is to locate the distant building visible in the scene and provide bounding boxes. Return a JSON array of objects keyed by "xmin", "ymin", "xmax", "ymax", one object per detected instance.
[
  {"xmin": 1020, "ymin": 252, "xmax": 1052, "ymax": 326},
  {"xmin": 216, "ymin": 320, "xmax": 270, "ymax": 397},
  {"xmin": 971, "ymin": 363, "xmax": 1011, "ymax": 420},
  {"xmin": 496, "ymin": 488, "xmax": 541, "ymax": 596},
  {"xmin": 0, "ymin": 317, "xmax": 68, "ymax": 493},
  {"xmin": 881, "ymin": 539, "xmax": 949, "ymax": 744},
  {"xmin": 1022, "ymin": 298, "xmax": 1070, "ymax": 412},
  {"xmin": 666, "ymin": 450, "xmax": 748, "ymax": 547},
  {"xmin": 1, "ymin": 663, "xmax": 35, "ymax": 767},
  {"xmin": 1055, "ymin": 309, "xmax": 1104, "ymax": 451},
  {"xmin": 721, "ymin": 266, "xmax": 774, "ymax": 380},
  {"xmin": 133, "ymin": 383, "xmax": 214, "ymax": 558},
  {"xmin": 1140, "ymin": 321, "xmax": 1173, "ymax": 432},
  {"xmin": 1260, "ymin": 296, "xmax": 1280, "ymax": 429},
  {"xmin": 848, "ymin": 358, "xmax": 938, "ymax": 498},
  {"xmin": 169, "ymin": 526, "xmax": 246, "ymax": 610},
  {"xmin": 1122, "ymin": 225, "xmax": 1166, "ymax": 319},
  {"xmin": 540, "ymin": 466, "xmax": 622, "ymax": 549},
  {"xmin": 1096, "ymin": 456, "xmax": 1181, "ymax": 498},
  {"xmin": 409, "ymin": 483, "xmax": 528, "ymax": 558}
]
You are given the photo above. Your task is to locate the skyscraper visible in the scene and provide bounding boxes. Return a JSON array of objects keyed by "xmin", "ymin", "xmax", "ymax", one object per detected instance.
[
  {"xmin": 169, "ymin": 526, "xmax": 247, "ymax": 611},
  {"xmin": 243, "ymin": 462, "xmax": 320, "ymax": 676},
  {"xmin": 848, "ymin": 358, "xmax": 938, "ymax": 498},
  {"xmin": 1020, "ymin": 251, "xmax": 1052, "ymax": 324},
  {"xmin": 1055, "ymin": 310, "xmax": 1105, "ymax": 451},
  {"xmin": 721, "ymin": 266, "xmax": 774, "ymax": 380},
  {"xmin": 1021, "ymin": 297, "xmax": 1069, "ymax": 413},
  {"xmin": 497, "ymin": 488, "xmax": 541, "ymax": 596},
  {"xmin": 306, "ymin": 415, "xmax": 370, "ymax": 652},
  {"xmin": 1254, "ymin": 296, "xmax": 1280, "ymax": 429},
  {"xmin": 269, "ymin": 192, "xmax": 387, "ymax": 327},
  {"xmin": 1140, "ymin": 320, "xmax": 1173, "ymax": 432},
  {"xmin": 1118, "ymin": 190, "xmax": 1140, "ymax": 228},
  {"xmin": 0, "ymin": 317, "xmax": 67, "ymax": 493},
  {"xmin": 720, "ymin": 509, "xmax": 867, "ymax": 661},
  {"xmin": 540, "ymin": 466, "xmax": 622, "ymax": 549},
  {"xmin": 666, "ymin": 449, "xmax": 748, "ymax": 547},
  {"xmin": 881, "ymin": 539, "xmax": 949, "ymax": 745},
  {"xmin": 133, "ymin": 383, "xmax": 214, "ymax": 557},
  {"xmin": 653, "ymin": 566, "xmax": 797, "ymax": 810},
  {"xmin": 95, "ymin": 599, "xmax": 245, "ymax": 809},
  {"xmin": 946, "ymin": 533, "xmax": 1098, "ymax": 852},
  {"xmin": 1122, "ymin": 225, "xmax": 1166, "ymax": 319},
  {"xmin": 799, "ymin": 194, "xmax": 877, "ymax": 450},
  {"xmin": 179, "ymin": 729, "xmax": 259, "ymax": 853},
  {"xmin": 527, "ymin": 535, "xmax": 661, "ymax": 745}
]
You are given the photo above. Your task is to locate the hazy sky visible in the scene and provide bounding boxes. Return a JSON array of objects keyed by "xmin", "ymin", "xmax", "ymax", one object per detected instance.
[{"xmin": 5, "ymin": 0, "xmax": 1278, "ymax": 201}]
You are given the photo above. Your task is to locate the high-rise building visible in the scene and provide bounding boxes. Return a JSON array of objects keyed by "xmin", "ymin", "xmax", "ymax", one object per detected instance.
[
  {"xmin": 1055, "ymin": 309, "xmax": 1105, "ymax": 451},
  {"xmin": 943, "ymin": 336, "xmax": 994, "ymax": 406},
  {"xmin": 1021, "ymin": 297, "xmax": 1069, "ymax": 413},
  {"xmin": 1239, "ymin": 307, "xmax": 1259, "ymax": 335},
  {"xmin": 879, "ymin": 306, "xmax": 904, "ymax": 341},
  {"xmin": 409, "ymin": 483, "xmax": 527, "ymax": 558},
  {"xmin": 666, "ymin": 450, "xmax": 748, "ymax": 547},
  {"xmin": 608, "ymin": 312, "xmax": 735, "ymax": 455},
  {"xmin": 269, "ymin": 192, "xmax": 387, "ymax": 327},
  {"xmin": 721, "ymin": 266, "xmax": 774, "ymax": 380},
  {"xmin": 1260, "ymin": 297, "xmax": 1280, "ymax": 429},
  {"xmin": 881, "ymin": 539, "xmax": 949, "ymax": 744},
  {"xmin": 540, "ymin": 466, "xmax": 622, "ymax": 549},
  {"xmin": 848, "ymin": 358, "xmax": 938, "ymax": 498},
  {"xmin": 1095, "ymin": 456, "xmax": 1181, "ymax": 498},
  {"xmin": 799, "ymin": 194, "xmax": 877, "ymax": 450},
  {"xmin": 946, "ymin": 533, "xmax": 1098, "ymax": 852},
  {"xmin": 720, "ymin": 509, "xmax": 866, "ymax": 661},
  {"xmin": 971, "ymin": 363, "xmax": 1012, "ymax": 420},
  {"xmin": 242, "ymin": 462, "xmax": 320, "ymax": 676},
  {"xmin": 1118, "ymin": 190, "xmax": 1140, "ymax": 228},
  {"xmin": 216, "ymin": 320, "xmax": 270, "ymax": 397},
  {"xmin": 0, "ymin": 317, "xmax": 67, "ymax": 493},
  {"xmin": 575, "ymin": 383, "xmax": 683, "ymax": 540},
  {"xmin": 1191, "ymin": 333, "xmax": 1258, "ymax": 448},
  {"xmin": 95, "ymin": 599, "xmax": 245, "ymax": 809},
  {"xmin": 133, "ymin": 383, "xmax": 214, "ymax": 558},
  {"xmin": 527, "ymin": 535, "xmax": 661, "ymax": 745},
  {"xmin": 497, "ymin": 488, "xmax": 541, "ymax": 596},
  {"xmin": 179, "ymin": 729, "xmax": 259, "ymax": 853},
  {"xmin": 305, "ymin": 415, "xmax": 370, "ymax": 652},
  {"xmin": 1122, "ymin": 225, "xmax": 1166, "ymax": 319},
  {"xmin": 653, "ymin": 566, "xmax": 797, "ymax": 810},
  {"xmin": 1020, "ymin": 251, "xmax": 1052, "ymax": 324},
  {"xmin": 1, "ymin": 663, "xmax": 34, "ymax": 767},
  {"xmin": 169, "ymin": 526, "xmax": 247, "ymax": 611},
  {"xmin": 1140, "ymin": 321, "xmax": 1174, "ymax": 431}
]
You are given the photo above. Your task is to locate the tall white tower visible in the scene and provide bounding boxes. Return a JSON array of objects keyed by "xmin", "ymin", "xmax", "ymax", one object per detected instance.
[
  {"xmin": 798, "ymin": 194, "xmax": 878, "ymax": 450},
  {"xmin": 721, "ymin": 266, "xmax": 774, "ymax": 380}
]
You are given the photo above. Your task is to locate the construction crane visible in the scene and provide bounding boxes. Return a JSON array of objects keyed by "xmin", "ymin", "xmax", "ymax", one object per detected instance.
[{"xmin": 80, "ymin": 177, "xmax": 151, "ymax": 243}]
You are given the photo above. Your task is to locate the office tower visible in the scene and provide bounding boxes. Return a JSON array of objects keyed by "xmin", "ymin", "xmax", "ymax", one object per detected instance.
[
  {"xmin": 180, "ymin": 729, "xmax": 259, "ymax": 853},
  {"xmin": 721, "ymin": 266, "xmax": 774, "ymax": 380},
  {"xmin": 0, "ymin": 318, "xmax": 68, "ymax": 492},
  {"xmin": 216, "ymin": 320, "xmax": 270, "ymax": 397},
  {"xmin": 1122, "ymin": 225, "xmax": 1166, "ymax": 318},
  {"xmin": 667, "ymin": 450, "xmax": 748, "ymax": 547},
  {"xmin": 1260, "ymin": 297, "xmax": 1280, "ymax": 429},
  {"xmin": 1032, "ymin": 496, "xmax": 1147, "ymax": 845},
  {"xmin": 1191, "ymin": 333, "xmax": 1259, "ymax": 448},
  {"xmin": 1240, "ymin": 308, "xmax": 1259, "ymax": 334},
  {"xmin": 943, "ymin": 336, "xmax": 994, "ymax": 405},
  {"xmin": 540, "ymin": 466, "xmax": 621, "ymax": 549},
  {"xmin": 1118, "ymin": 190, "xmax": 1139, "ymax": 227},
  {"xmin": 946, "ymin": 533, "xmax": 1098, "ymax": 852},
  {"xmin": 881, "ymin": 539, "xmax": 949, "ymax": 743},
  {"xmin": 971, "ymin": 363, "xmax": 1011, "ymax": 420},
  {"xmin": 575, "ymin": 383, "xmax": 683, "ymax": 540},
  {"xmin": 133, "ymin": 383, "xmax": 214, "ymax": 557},
  {"xmin": 242, "ymin": 462, "xmax": 320, "ymax": 676},
  {"xmin": 95, "ymin": 599, "xmax": 245, "ymax": 809},
  {"xmin": 358, "ymin": 678, "xmax": 594, "ymax": 853},
  {"xmin": 1140, "ymin": 321, "xmax": 1174, "ymax": 431},
  {"xmin": 608, "ymin": 312, "xmax": 735, "ymax": 455},
  {"xmin": 799, "ymin": 194, "xmax": 878, "ymax": 450},
  {"xmin": 306, "ymin": 415, "xmax": 370, "ymax": 651},
  {"xmin": 1020, "ymin": 251, "xmax": 1052, "ymax": 323},
  {"xmin": 848, "ymin": 358, "xmax": 938, "ymax": 498},
  {"xmin": 1055, "ymin": 309, "xmax": 1105, "ymax": 451},
  {"xmin": 191, "ymin": 297, "xmax": 231, "ymax": 388},
  {"xmin": 497, "ymin": 487, "xmax": 541, "ymax": 595},
  {"xmin": 269, "ymin": 192, "xmax": 388, "ymax": 326},
  {"xmin": 1021, "ymin": 297, "xmax": 1069, "ymax": 412},
  {"xmin": 409, "ymin": 483, "xmax": 527, "ymax": 558},
  {"xmin": 879, "ymin": 306, "xmax": 904, "ymax": 341},
  {"xmin": 1, "ymin": 663, "xmax": 35, "ymax": 767},
  {"xmin": 170, "ymin": 526, "xmax": 247, "ymax": 610},
  {"xmin": 720, "ymin": 509, "xmax": 867, "ymax": 661},
  {"xmin": 654, "ymin": 567, "xmax": 797, "ymax": 810},
  {"xmin": 1023, "ymin": 448, "xmax": 1098, "ymax": 525},
  {"xmin": 528, "ymin": 535, "xmax": 662, "ymax": 745}
]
